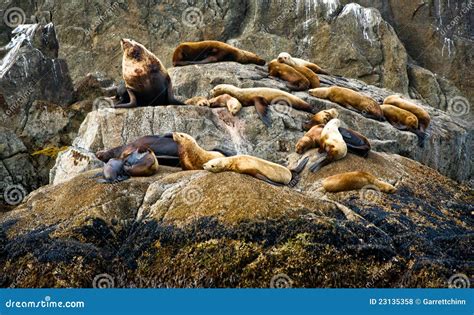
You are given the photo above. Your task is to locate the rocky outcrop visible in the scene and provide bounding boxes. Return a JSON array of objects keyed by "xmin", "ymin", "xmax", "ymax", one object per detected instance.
[
  {"xmin": 1, "ymin": 148, "xmax": 471, "ymax": 287},
  {"xmin": 51, "ymin": 62, "xmax": 472, "ymax": 185}
]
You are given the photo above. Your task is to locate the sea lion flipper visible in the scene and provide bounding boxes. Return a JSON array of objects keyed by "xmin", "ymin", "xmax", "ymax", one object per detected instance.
[
  {"xmin": 114, "ymin": 88, "xmax": 137, "ymax": 108},
  {"xmin": 254, "ymin": 173, "xmax": 284, "ymax": 186},
  {"xmin": 291, "ymin": 156, "xmax": 310, "ymax": 173},
  {"xmin": 253, "ymin": 96, "xmax": 271, "ymax": 127},
  {"xmin": 288, "ymin": 173, "xmax": 300, "ymax": 188},
  {"xmin": 412, "ymin": 129, "xmax": 427, "ymax": 148},
  {"xmin": 308, "ymin": 154, "xmax": 329, "ymax": 173}
]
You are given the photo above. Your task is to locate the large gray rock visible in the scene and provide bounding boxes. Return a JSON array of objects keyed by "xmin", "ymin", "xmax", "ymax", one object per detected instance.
[{"xmin": 51, "ymin": 62, "xmax": 472, "ymax": 183}]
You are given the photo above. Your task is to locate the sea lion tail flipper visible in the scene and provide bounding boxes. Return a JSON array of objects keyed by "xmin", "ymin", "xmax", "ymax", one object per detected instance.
[
  {"xmin": 288, "ymin": 174, "xmax": 300, "ymax": 188},
  {"xmin": 291, "ymin": 156, "xmax": 310, "ymax": 174},
  {"xmin": 254, "ymin": 173, "xmax": 284, "ymax": 186},
  {"xmin": 412, "ymin": 129, "xmax": 427, "ymax": 148},
  {"xmin": 113, "ymin": 88, "xmax": 137, "ymax": 108},
  {"xmin": 308, "ymin": 153, "xmax": 330, "ymax": 173},
  {"xmin": 253, "ymin": 96, "xmax": 272, "ymax": 127}
]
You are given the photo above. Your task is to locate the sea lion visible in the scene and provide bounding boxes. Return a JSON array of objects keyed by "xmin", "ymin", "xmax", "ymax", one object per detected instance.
[
  {"xmin": 172, "ymin": 41, "xmax": 266, "ymax": 66},
  {"xmin": 309, "ymin": 86, "xmax": 385, "ymax": 121},
  {"xmin": 95, "ymin": 134, "xmax": 180, "ymax": 167},
  {"xmin": 185, "ymin": 96, "xmax": 210, "ymax": 106},
  {"xmin": 296, "ymin": 124, "xmax": 371, "ymax": 157},
  {"xmin": 380, "ymin": 104, "xmax": 419, "ymax": 131},
  {"xmin": 97, "ymin": 148, "xmax": 159, "ymax": 183},
  {"xmin": 210, "ymin": 84, "xmax": 315, "ymax": 127},
  {"xmin": 115, "ymin": 38, "xmax": 183, "ymax": 108},
  {"xmin": 383, "ymin": 95, "xmax": 431, "ymax": 132},
  {"xmin": 172, "ymin": 132, "xmax": 225, "ymax": 170},
  {"xmin": 208, "ymin": 94, "xmax": 243, "ymax": 115},
  {"xmin": 277, "ymin": 52, "xmax": 329, "ymax": 75},
  {"xmin": 322, "ymin": 171, "xmax": 396, "ymax": 193},
  {"xmin": 203, "ymin": 155, "xmax": 309, "ymax": 187},
  {"xmin": 268, "ymin": 59, "xmax": 310, "ymax": 91},
  {"xmin": 303, "ymin": 108, "xmax": 339, "ymax": 130},
  {"xmin": 309, "ymin": 118, "xmax": 347, "ymax": 172}
]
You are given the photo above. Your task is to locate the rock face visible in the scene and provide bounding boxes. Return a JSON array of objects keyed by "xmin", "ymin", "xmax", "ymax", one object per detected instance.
[
  {"xmin": 51, "ymin": 62, "xmax": 472, "ymax": 185},
  {"xmin": 1, "ymin": 149, "xmax": 471, "ymax": 287}
]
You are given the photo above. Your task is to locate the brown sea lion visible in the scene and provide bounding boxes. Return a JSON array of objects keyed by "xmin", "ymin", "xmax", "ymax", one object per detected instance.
[
  {"xmin": 172, "ymin": 41, "xmax": 266, "ymax": 66},
  {"xmin": 309, "ymin": 86, "xmax": 385, "ymax": 121},
  {"xmin": 296, "ymin": 124, "xmax": 324, "ymax": 154},
  {"xmin": 203, "ymin": 154, "xmax": 309, "ymax": 187},
  {"xmin": 208, "ymin": 94, "xmax": 242, "ymax": 115},
  {"xmin": 303, "ymin": 108, "xmax": 339, "ymax": 130},
  {"xmin": 185, "ymin": 96, "xmax": 210, "ymax": 106},
  {"xmin": 115, "ymin": 38, "xmax": 183, "ymax": 108},
  {"xmin": 380, "ymin": 104, "xmax": 419, "ymax": 130},
  {"xmin": 309, "ymin": 118, "xmax": 347, "ymax": 172},
  {"xmin": 383, "ymin": 95, "xmax": 431, "ymax": 132},
  {"xmin": 210, "ymin": 84, "xmax": 315, "ymax": 127},
  {"xmin": 95, "ymin": 134, "xmax": 180, "ymax": 167},
  {"xmin": 322, "ymin": 171, "xmax": 396, "ymax": 193},
  {"xmin": 268, "ymin": 59, "xmax": 310, "ymax": 91},
  {"xmin": 172, "ymin": 132, "xmax": 225, "ymax": 170},
  {"xmin": 277, "ymin": 52, "xmax": 329, "ymax": 75}
]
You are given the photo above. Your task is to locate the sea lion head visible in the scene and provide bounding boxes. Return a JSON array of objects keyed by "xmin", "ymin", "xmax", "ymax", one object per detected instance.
[
  {"xmin": 210, "ymin": 84, "xmax": 236, "ymax": 97},
  {"xmin": 96, "ymin": 149, "xmax": 112, "ymax": 162},
  {"xmin": 202, "ymin": 157, "xmax": 226, "ymax": 172},
  {"xmin": 227, "ymin": 97, "xmax": 242, "ymax": 115},
  {"xmin": 277, "ymin": 52, "xmax": 295, "ymax": 66},
  {"xmin": 172, "ymin": 132, "xmax": 197, "ymax": 146},
  {"xmin": 121, "ymin": 38, "xmax": 145, "ymax": 61},
  {"xmin": 103, "ymin": 158, "xmax": 125, "ymax": 181}
]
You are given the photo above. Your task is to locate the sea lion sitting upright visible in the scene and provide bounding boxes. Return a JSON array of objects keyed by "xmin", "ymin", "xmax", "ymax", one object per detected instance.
[
  {"xmin": 172, "ymin": 132, "xmax": 225, "ymax": 170},
  {"xmin": 210, "ymin": 84, "xmax": 315, "ymax": 127},
  {"xmin": 95, "ymin": 134, "xmax": 180, "ymax": 167},
  {"xmin": 114, "ymin": 38, "xmax": 183, "ymax": 108},
  {"xmin": 322, "ymin": 171, "xmax": 396, "ymax": 193},
  {"xmin": 172, "ymin": 41, "xmax": 266, "ymax": 66},
  {"xmin": 309, "ymin": 86, "xmax": 385, "ymax": 121},
  {"xmin": 268, "ymin": 59, "xmax": 310, "ymax": 91},
  {"xmin": 277, "ymin": 52, "xmax": 329, "ymax": 75},
  {"xmin": 309, "ymin": 118, "xmax": 347, "ymax": 172},
  {"xmin": 203, "ymin": 155, "xmax": 309, "ymax": 187},
  {"xmin": 303, "ymin": 108, "xmax": 339, "ymax": 130}
]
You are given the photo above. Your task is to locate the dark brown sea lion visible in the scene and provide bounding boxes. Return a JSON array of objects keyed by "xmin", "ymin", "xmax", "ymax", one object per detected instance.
[
  {"xmin": 172, "ymin": 41, "xmax": 266, "ymax": 66},
  {"xmin": 268, "ymin": 59, "xmax": 310, "ymax": 91}
]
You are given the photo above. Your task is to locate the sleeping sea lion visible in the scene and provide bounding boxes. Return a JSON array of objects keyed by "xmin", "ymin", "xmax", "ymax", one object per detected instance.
[
  {"xmin": 210, "ymin": 84, "xmax": 315, "ymax": 127},
  {"xmin": 115, "ymin": 38, "xmax": 183, "ymax": 108},
  {"xmin": 277, "ymin": 52, "xmax": 329, "ymax": 75},
  {"xmin": 268, "ymin": 59, "xmax": 310, "ymax": 91},
  {"xmin": 322, "ymin": 171, "xmax": 396, "ymax": 193},
  {"xmin": 172, "ymin": 41, "xmax": 266, "ymax": 66},
  {"xmin": 303, "ymin": 108, "xmax": 339, "ymax": 130},
  {"xmin": 208, "ymin": 94, "xmax": 243, "ymax": 115}
]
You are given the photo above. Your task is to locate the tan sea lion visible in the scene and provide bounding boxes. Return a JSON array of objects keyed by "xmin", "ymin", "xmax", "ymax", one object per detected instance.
[
  {"xmin": 210, "ymin": 84, "xmax": 315, "ymax": 127},
  {"xmin": 172, "ymin": 132, "xmax": 225, "ymax": 170},
  {"xmin": 172, "ymin": 41, "xmax": 266, "ymax": 66},
  {"xmin": 268, "ymin": 59, "xmax": 310, "ymax": 91},
  {"xmin": 322, "ymin": 171, "xmax": 396, "ymax": 193},
  {"xmin": 208, "ymin": 94, "xmax": 243, "ymax": 115},
  {"xmin": 203, "ymin": 154, "xmax": 309, "ymax": 187},
  {"xmin": 380, "ymin": 104, "xmax": 419, "ymax": 130},
  {"xmin": 185, "ymin": 96, "xmax": 210, "ymax": 106},
  {"xmin": 303, "ymin": 108, "xmax": 339, "ymax": 130},
  {"xmin": 309, "ymin": 118, "xmax": 347, "ymax": 172},
  {"xmin": 309, "ymin": 86, "xmax": 385, "ymax": 121},
  {"xmin": 277, "ymin": 52, "xmax": 329, "ymax": 75},
  {"xmin": 383, "ymin": 95, "xmax": 431, "ymax": 132},
  {"xmin": 296, "ymin": 124, "xmax": 324, "ymax": 154},
  {"xmin": 115, "ymin": 39, "xmax": 183, "ymax": 108}
]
